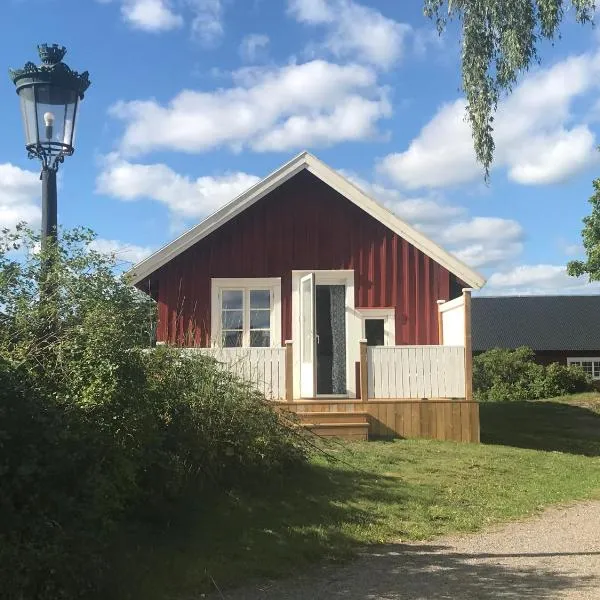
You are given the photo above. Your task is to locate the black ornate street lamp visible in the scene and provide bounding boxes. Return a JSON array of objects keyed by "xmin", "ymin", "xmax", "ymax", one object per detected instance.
[{"xmin": 9, "ymin": 44, "xmax": 90, "ymax": 252}]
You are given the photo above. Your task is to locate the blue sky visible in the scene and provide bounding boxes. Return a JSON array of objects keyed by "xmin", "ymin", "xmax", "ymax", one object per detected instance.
[{"xmin": 2, "ymin": 0, "xmax": 600, "ymax": 295}]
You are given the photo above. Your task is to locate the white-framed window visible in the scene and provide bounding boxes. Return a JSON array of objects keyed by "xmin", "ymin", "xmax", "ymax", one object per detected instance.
[
  {"xmin": 357, "ymin": 308, "xmax": 395, "ymax": 346},
  {"xmin": 211, "ymin": 278, "xmax": 281, "ymax": 348},
  {"xmin": 567, "ymin": 357, "xmax": 600, "ymax": 380}
]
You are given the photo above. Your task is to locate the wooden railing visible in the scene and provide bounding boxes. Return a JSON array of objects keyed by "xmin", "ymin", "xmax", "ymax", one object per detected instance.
[
  {"xmin": 193, "ymin": 347, "xmax": 286, "ymax": 400},
  {"xmin": 367, "ymin": 345, "xmax": 466, "ymax": 399}
]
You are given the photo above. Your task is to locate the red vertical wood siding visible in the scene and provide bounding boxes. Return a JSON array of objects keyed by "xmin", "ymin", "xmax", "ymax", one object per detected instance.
[{"xmin": 148, "ymin": 170, "xmax": 457, "ymax": 346}]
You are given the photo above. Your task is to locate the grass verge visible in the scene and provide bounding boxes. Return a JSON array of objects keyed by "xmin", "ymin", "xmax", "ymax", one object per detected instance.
[
  {"xmin": 112, "ymin": 394, "xmax": 600, "ymax": 599},
  {"xmin": 481, "ymin": 391, "xmax": 600, "ymax": 455}
]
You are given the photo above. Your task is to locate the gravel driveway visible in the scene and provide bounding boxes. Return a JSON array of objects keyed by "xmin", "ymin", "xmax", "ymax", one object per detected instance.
[{"xmin": 210, "ymin": 500, "xmax": 600, "ymax": 600}]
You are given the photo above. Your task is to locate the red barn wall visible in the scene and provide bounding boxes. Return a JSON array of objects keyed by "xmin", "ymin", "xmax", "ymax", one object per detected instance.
[{"xmin": 145, "ymin": 170, "xmax": 459, "ymax": 347}]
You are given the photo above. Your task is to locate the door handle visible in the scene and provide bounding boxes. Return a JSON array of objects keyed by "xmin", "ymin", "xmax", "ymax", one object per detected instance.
[{"xmin": 316, "ymin": 333, "xmax": 320, "ymax": 344}]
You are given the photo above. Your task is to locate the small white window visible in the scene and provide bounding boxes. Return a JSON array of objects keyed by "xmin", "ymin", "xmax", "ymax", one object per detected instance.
[
  {"xmin": 358, "ymin": 308, "xmax": 395, "ymax": 346},
  {"xmin": 212, "ymin": 278, "xmax": 281, "ymax": 348},
  {"xmin": 364, "ymin": 319, "xmax": 385, "ymax": 346},
  {"xmin": 567, "ymin": 357, "xmax": 600, "ymax": 380}
]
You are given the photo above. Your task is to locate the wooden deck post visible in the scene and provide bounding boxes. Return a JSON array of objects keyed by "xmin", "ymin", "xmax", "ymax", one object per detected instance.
[
  {"xmin": 463, "ymin": 289, "xmax": 473, "ymax": 402},
  {"xmin": 359, "ymin": 339, "xmax": 368, "ymax": 402},
  {"xmin": 436, "ymin": 299, "xmax": 446, "ymax": 345},
  {"xmin": 285, "ymin": 340, "xmax": 293, "ymax": 402}
]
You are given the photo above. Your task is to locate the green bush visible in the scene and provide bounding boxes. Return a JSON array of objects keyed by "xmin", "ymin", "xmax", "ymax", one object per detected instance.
[
  {"xmin": 474, "ymin": 346, "xmax": 592, "ymax": 402},
  {"xmin": 0, "ymin": 225, "xmax": 307, "ymax": 599},
  {"xmin": 138, "ymin": 347, "xmax": 306, "ymax": 506},
  {"xmin": 541, "ymin": 362, "xmax": 592, "ymax": 398}
]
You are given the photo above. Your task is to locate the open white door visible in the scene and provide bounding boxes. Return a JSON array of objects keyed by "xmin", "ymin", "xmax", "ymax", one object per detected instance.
[{"xmin": 299, "ymin": 272, "xmax": 316, "ymax": 398}]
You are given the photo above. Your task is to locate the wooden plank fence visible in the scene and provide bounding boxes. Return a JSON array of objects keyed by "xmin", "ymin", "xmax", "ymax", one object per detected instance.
[
  {"xmin": 368, "ymin": 346, "xmax": 465, "ymax": 399},
  {"xmin": 192, "ymin": 347, "xmax": 286, "ymax": 400}
]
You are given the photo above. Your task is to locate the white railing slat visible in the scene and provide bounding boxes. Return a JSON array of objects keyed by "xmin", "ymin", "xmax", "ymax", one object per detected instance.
[
  {"xmin": 190, "ymin": 347, "xmax": 286, "ymax": 399},
  {"xmin": 367, "ymin": 345, "xmax": 465, "ymax": 399}
]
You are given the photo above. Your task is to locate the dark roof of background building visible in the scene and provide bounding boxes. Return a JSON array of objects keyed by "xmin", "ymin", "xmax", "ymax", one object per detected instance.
[{"xmin": 471, "ymin": 295, "xmax": 600, "ymax": 352}]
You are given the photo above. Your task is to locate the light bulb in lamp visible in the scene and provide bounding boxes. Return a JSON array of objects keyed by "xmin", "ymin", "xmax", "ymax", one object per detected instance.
[{"xmin": 43, "ymin": 111, "xmax": 55, "ymax": 140}]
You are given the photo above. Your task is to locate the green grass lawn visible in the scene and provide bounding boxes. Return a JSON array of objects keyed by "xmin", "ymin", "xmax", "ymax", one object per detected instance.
[
  {"xmin": 480, "ymin": 392, "xmax": 600, "ymax": 455},
  {"xmin": 111, "ymin": 394, "xmax": 600, "ymax": 599}
]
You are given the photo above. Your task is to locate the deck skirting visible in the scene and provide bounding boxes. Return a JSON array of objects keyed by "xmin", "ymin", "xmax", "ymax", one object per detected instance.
[{"xmin": 276, "ymin": 399, "xmax": 479, "ymax": 443}]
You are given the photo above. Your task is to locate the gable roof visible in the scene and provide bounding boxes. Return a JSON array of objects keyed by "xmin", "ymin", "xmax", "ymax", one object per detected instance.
[
  {"xmin": 128, "ymin": 151, "xmax": 486, "ymax": 288},
  {"xmin": 472, "ymin": 295, "xmax": 600, "ymax": 352}
]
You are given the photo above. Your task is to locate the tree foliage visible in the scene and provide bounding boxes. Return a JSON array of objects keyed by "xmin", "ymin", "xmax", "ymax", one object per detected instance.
[
  {"xmin": 567, "ymin": 178, "xmax": 600, "ymax": 280},
  {"xmin": 424, "ymin": 0, "xmax": 595, "ymax": 177},
  {"xmin": 0, "ymin": 226, "xmax": 307, "ymax": 599},
  {"xmin": 473, "ymin": 346, "xmax": 591, "ymax": 401}
]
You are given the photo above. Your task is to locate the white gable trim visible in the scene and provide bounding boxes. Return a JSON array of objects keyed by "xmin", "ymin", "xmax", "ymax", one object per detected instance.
[{"xmin": 128, "ymin": 151, "xmax": 486, "ymax": 289}]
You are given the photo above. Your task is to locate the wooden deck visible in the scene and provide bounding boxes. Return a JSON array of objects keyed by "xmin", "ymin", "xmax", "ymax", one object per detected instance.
[{"xmin": 277, "ymin": 399, "xmax": 479, "ymax": 443}]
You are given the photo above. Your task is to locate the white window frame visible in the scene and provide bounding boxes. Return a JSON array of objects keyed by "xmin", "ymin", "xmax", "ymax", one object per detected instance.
[
  {"xmin": 567, "ymin": 356, "xmax": 600, "ymax": 380},
  {"xmin": 211, "ymin": 278, "xmax": 281, "ymax": 348},
  {"xmin": 358, "ymin": 308, "xmax": 395, "ymax": 346}
]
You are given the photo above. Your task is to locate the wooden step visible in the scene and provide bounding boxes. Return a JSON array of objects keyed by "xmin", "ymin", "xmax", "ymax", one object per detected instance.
[
  {"xmin": 295, "ymin": 411, "xmax": 368, "ymax": 425},
  {"xmin": 301, "ymin": 422, "xmax": 369, "ymax": 441}
]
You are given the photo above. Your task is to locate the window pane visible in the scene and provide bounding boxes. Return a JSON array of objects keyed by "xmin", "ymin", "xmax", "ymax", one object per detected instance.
[
  {"xmin": 18, "ymin": 87, "xmax": 38, "ymax": 146},
  {"xmin": 250, "ymin": 330, "xmax": 270, "ymax": 347},
  {"xmin": 365, "ymin": 319, "xmax": 385, "ymax": 346},
  {"xmin": 222, "ymin": 290, "xmax": 243, "ymax": 310},
  {"xmin": 223, "ymin": 330, "xmax": 243, "ymax": 347},
  {"xmin": 222, "ymin": 309, "xmax": 243, "ymax": 329},
  {"xmin": 35, "ymin": 84, "xmax": 78, "ymax": 147},
  {"xmin": 250, "ymin": 289, "xmax": 270, "ymax": 309},
  {"xmin": 582, "ymin": 361, "xmax": 593, "ymax": 376},
  {"xmin": 594, "ymin": 362, "xmax": 600, "ymax": 379},
  {"xmin": 250, "ymin": 309, "xmax": 270, "ymax": 329}
]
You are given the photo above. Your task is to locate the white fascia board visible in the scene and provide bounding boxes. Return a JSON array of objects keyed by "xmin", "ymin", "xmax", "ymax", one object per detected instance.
[
  {"xmin": 127, "ymin": 152, "xmax": 309, "ymax": 285},
  {"xmin": 304, "ymin": 154, "xmax": 486, "ymax": 289},
  {"xmin": 128, "ymin": 150, "xmax": 486, "ymax": 290}
]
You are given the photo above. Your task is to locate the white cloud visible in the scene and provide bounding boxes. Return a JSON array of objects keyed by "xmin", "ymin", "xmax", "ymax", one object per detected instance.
[
  {"xmin": 507, "ymin": 126, "xmax": 597, "ymax": 185},
  {"xmin": 100, "ymin": 0, "xmax": 223, "ymax": 40},
  {"xmin": 188, "ymin": 0, "xmax": 223, "ymax": 46},
  {"xmin": 412, "ymin": 27, "xmax": 444, "ymax": 57},
  {"xmin": 562, "ymin": 242, "xmax": 584, "ymax": 257},
  {"xmin": 388, "ymin": 197, "xmax": 464, "ymax": 228},
  {"xmin": 90, "ymin": 238, "xmax": 154, "ymax": 264},
  {"xmin": 340, "ymin": 170, "xmax": 465, "ymax": 230},
  {"xmin": 379, "ymin": 50, "xmax": 600, "ymax": 189},
  {"xmin": 288, "ymin": 0, "xmax": 332, "ymax": 22},
  {"xmin": 110, "ymin": 60, "xmax": 390, "ymax": 156},
  {"xmin": 339, "ymin": 171, "xmax": 522, "ymax": 270},
  {"xmin": 379, "ymin": 100, "xmax": 477, "ymax": 189},
  {"xmin": 454, "ymin": 243, "xmax": 524, "ymax": 270},
  {"xmin": 288, "ymin": 0, "xmax": 411, "ymax": 69},
  {"xmin": 0, "ymin": 163, "xmax": 40, "ymax": 230},
  {"xmin": 484, "ymin": 264, "xmax": 600, "ymax": 295},
  {"xmin": 239, "ymin": 34, "xmax": 270, "ymax": 63},
  {"xmin": 121, "ymin": 0, "xmax": 183, "ymax": 32},
  {"xmin": 253, "ymin": 94, "xmax": 390, "ymax": 151},
  {"xmin": 440, "ymin": 217, "xmax": 525, "ymax": 269},
  {"xmin": 441, "ymin": 217, "xmax": 524, "ymax": 246},
  {"xmin": 96, "ymin": 155, "xmax": 259, "ymax": 220}
]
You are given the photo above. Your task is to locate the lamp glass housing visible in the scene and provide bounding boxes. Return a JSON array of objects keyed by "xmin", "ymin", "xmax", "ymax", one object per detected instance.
[{"xmin": 17, "ymin": 83, "xmax": 79, "ymax": 157}]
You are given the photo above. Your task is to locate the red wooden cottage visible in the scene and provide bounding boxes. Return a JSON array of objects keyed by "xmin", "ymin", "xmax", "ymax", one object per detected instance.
[{"xmin": 131, "ymin": 152, "xmax": 486, "ymax": 441}]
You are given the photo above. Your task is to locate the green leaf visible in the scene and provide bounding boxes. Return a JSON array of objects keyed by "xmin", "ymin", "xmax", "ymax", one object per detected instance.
[{"xmin": 424, "ymin": 0, "xmax": 596, "ymax": 178}]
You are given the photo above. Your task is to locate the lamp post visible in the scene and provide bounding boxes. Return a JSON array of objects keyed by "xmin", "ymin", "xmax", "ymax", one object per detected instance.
[{"xmin": 9, "ymin": 44, "xmax": 90, "ymax": 254}]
